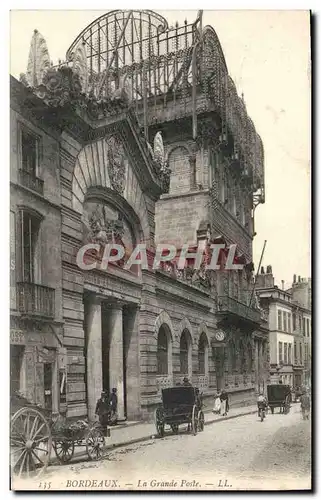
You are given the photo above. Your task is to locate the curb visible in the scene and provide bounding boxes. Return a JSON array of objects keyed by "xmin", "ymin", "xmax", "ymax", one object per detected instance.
[
  {"xmin": 104, "ymin": 408, "xmax": 257, "ymax": 452},
  {"xmin": 50, "ymin": 408, "xmax": 258, "ymax": 465}
]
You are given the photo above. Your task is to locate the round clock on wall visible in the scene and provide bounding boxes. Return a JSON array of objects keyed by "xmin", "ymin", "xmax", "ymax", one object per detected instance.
[{"xmin": 215, "ymin": 330, "xmax": 225, "ymax": 342}]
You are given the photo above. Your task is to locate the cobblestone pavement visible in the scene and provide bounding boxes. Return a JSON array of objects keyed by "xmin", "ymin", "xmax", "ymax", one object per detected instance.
[{"xmin": 15, "ymin": 404, "xmax": 311, "ymax": 491}]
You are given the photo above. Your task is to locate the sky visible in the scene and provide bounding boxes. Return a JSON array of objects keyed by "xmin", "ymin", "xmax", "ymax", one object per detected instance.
[{"xmin": 9, "ymin": 10, "xmax": 311, "ymax": 288}]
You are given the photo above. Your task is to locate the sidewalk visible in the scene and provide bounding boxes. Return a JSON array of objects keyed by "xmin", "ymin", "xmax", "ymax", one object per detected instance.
[
  {"xmin": 50, "ymin": 404, "xmax": 258, "ymax": 465},
  {"xmin": 105, "ymin": 404, "xmax": 258, "ymax": 450}
]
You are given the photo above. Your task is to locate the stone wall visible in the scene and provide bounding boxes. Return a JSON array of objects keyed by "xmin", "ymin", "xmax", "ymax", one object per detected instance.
[{"xmin": 155, "ymin": 190, "xmax": 210, "ymax": 247}]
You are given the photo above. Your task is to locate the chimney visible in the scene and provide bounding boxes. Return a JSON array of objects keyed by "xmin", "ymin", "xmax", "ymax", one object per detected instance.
[
  {"xmin": 261, "ymin": 266, "xmax": 265, "ymax": 274},
  {"xmin": 298, "ymin": 276, "xmax": 301, "ymax": 283},
  {"xmin": 293, "ymin": 274, "xmax": 296, "ymax": 283},
  {"xmin": 281, "ymin": 280, "xmax": 284, "ymax": 290}
]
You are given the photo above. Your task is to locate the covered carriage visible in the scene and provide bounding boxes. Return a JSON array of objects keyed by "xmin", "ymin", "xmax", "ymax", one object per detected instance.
[
  {"xmin": 267, "ymin": 384, "xmax": 292, "ymax": 415},
  {"xmin": 155, "ymin": 386, "xmax": 205, "ymax": 437}
]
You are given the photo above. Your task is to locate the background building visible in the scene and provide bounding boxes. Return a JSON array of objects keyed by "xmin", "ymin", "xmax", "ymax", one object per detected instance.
[
  {"xmin": 10, "ymin": 10, "xmax": 268, "ymax": 420},
  {"xmin": 257, "ymin": 268, "xmax": 311, "ymax": 389},
  {"xmin": 287, "ymin": 276, "xmax": 312, "ymax": 389}
]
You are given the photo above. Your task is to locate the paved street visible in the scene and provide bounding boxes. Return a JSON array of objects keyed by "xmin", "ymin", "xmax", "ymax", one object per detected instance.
[{"xmin": 15, "ymin": 404, "xmax": 311, "ymax": 491}]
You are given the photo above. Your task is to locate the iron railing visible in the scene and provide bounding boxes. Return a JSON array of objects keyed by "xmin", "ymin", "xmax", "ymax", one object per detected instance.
[
  {"xmin": 217, "ymin": 295, "xmax": 261, "ymax": 324},
  {"xmin": 18, "ymin": 170, "xmax": 44, "ymax": 195},
  {"xmin": 17, "ymin": 282, "xmax": 55, "ymax": 318}
]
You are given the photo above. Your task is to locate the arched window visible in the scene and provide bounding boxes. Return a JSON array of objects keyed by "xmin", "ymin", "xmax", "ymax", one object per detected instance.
[
  {"xmin": 198, "ymin": 332, "xmax": 208, "ymax": 375},
  {"xmin": 180, "ymin": 329, "xmax": 191, "ymax": 375},
  {"xmin": 157, "ymin": 326, "xmax": 169, "ymax": 375}
]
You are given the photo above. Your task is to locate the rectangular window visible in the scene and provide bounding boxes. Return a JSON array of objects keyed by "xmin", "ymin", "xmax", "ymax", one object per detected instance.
[
  {"xmin": 21, "ymin": 127, "xmax": 39, "ymax": 176},
  {"xmin": 299, "ymin": 316, "xmax": 302, "ymax": 331},
  {"xmin": 284, "ymin": 343, "xmax": 288, "ymax": 364},
  {"xmin": 293, "ymin": 313, "xmax": 296, "ymax": 331},
  {"xmin": 300, "ymin": 343, "xmax": 303, "ymax": 365},
  {"xmin": 20, "ymin": 211, "xmax": 41, "ymax": 283},
  {"xmin": 303, "ymin": 318, "xmax": 306, "ymax": 336},
  {"xmin": 278, "ymin": 310, "xmax": 282, "ymax": 330},
  {"xmin": 10, "ymin": 211, "xmax": 16, "ymax": 309},
  {"xmin": 287, "ymin": 312, "xmax": 291, "ymax": 332},
  {"xmin": 278, "ymin": 342, "xmax": 283, "ymax": 364},
  {"xmin": 288, "ymin": 344, "xmax": 292, "ymax": 365},
  {"xmin": 283, "ymin": 311, "xmax": 287, "ymax": 332},
  {"xmin": 294, "ymin": 343, "xmax": 297, "ymax": 362},
  {"xmin": 307, "ymin": 319, "xmax": 310, "ymax": 337}
]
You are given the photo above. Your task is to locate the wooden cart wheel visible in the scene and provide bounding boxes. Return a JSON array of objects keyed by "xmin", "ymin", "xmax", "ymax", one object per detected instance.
[
  {"xmin": 53, "ymin": 439, "xmax": 75, "ymax": 463},
  {"xmin": 191, "ymin": 405, "xmax": 198, "ymax": 436},
  {"xmin": 10, "ymin": 407, "xmax": 52, "ymax": 478},
  {"xmin": 170, "ymin": 424, "xmax": 179, "ymax": 434},
  {"xmin": 197, "ymin": 410, "xmax": 205, "ymax": 432},
  {"xmin": 155, "ymin": 408, "xmax": 165, "ymax": 438},
  {"xmin": 86, "ymin": 428, "xmax": 105, "ymax": 461}
]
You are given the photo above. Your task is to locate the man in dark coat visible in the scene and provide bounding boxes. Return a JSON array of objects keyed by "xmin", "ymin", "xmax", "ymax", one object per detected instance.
[
  {"xmin": 95, "ymin": 391, "xmax": 110, "ymax": 433},
  {"xmin": 183, "ymin": 377, "xmax": 192, "ymax": 386}
]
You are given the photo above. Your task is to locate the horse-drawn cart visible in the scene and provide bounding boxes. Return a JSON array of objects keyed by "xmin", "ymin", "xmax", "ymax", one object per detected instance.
[
  {"xmin": 10, "ymin": 392, "xmax": 106, "ymax": 479},
  {"xmin": 155, "ymin": 386, "xmax": 205, "ymax": 437},
  {"xmin": 10, "ymin": 392, "xmax": 52, "ymax": 479},
  {"xmin": 51, "ymin": 416, "xmax": 106, "ymax": 464},
  {"xmin": 267, "ymin": 384, "xmax": 292, "ymax": 415}
]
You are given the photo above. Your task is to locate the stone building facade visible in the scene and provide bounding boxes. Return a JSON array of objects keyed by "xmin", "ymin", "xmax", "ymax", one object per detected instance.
[
  {"xmin": 10, "ymin": 11, "xmax": 269, "ymax": 421},
  {"xmin": 257, "ymin": 269, "xmax": 311, "ymax": 389}
]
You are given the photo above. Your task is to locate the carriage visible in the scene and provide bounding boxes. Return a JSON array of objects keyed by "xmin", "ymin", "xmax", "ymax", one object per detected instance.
[
  {"xmin": 154, "ymin": 386, "xmax": 205, "ymax": 437},
  {"xmin": 267, "ymin": 384, "xmax": 292, "ymax": 415},
  {"xmin": 10, "ymin": 391, "xmax": 106, "ymax": 479}
]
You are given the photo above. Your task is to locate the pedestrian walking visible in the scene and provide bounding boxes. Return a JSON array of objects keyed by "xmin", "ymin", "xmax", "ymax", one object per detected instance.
[
  {"xmin": 300, "ymin": 389, "xmax": 310, "ymax": 420},
  {"xmin": 109, "ymin": 388, "xmax": 118, "ymax": 425},
  {"xmin": 220, "ymin": 389, "xmax": 229, "ymax": 416},
  {"xmin": 213, "ymin": 392, "xmax": 222, "ymax": 414},
  {"xmin": 95, "ymin": 390, "xmax": 110, "ymax": 435}
]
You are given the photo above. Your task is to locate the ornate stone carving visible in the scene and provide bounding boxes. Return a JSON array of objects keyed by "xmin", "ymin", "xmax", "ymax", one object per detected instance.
[
  {"xmin": 84, "ymin": 203, "xmax": 125, "ymax": 246},
  {"xmin": 144, "ymin": 131, "xmax": 171, "ymax": 194},
  {"xmin": 71, "ymin": 41, "xmax": 88, "ymax": 93},
  {"xmin": 33, "ymin": 65, "xmax": 84, "ymax": 107},
  {"xmin": 105, "ymin": 136, "xmax": 126, "ymax": 195},
  {"xmin": 23, "ymin": 30, "xmax": 51, "ymax": 87}
]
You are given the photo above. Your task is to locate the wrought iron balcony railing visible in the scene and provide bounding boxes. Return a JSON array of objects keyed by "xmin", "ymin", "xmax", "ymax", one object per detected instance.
[
  {"xmin": 18, "ymin": 170, "xmax": 44, "ymax": 195},
  {"xmin": 17, "ymin": 282, "xmax": 55, "ymax": 318},
  {"xmin": 217, "ymin": 295, "xmax": 261, "ymax": 324}
]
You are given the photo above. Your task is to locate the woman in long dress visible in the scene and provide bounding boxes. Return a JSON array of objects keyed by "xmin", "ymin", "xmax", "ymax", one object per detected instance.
[
  {"xmin": 220, "ymin": 390, "xmax": 229, "ymax": 416},
  {"xmin": 213, "ymin": 392, "xmax": 221, "ymax": 414}
]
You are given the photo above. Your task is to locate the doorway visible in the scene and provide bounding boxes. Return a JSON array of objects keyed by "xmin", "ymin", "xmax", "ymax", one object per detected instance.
[
  {"xmin": 10, "ymin": 345, "xmax": 24, "ymax": 393},
  {"xmin": 44, "ymin": 363, "xmax": 53, "ymax": 410}
]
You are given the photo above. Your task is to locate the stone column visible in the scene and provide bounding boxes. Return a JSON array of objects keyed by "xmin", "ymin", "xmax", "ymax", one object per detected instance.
[
  {"xmin": 109, "ymin": 304, "xmax": 125, "ymax": 420},
  {"xmin": 86, "ymin": 298, "xmax": 103, "ymax": 421},
  {"xmin": 258, "ymin": 340, "xmax": 263, "ymax": 392}
]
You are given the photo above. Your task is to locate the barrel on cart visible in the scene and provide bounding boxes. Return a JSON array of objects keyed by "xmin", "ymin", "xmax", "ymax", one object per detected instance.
[{"xmin": 267, "ymin": 384, "xmax": 291, "ymax": 415}]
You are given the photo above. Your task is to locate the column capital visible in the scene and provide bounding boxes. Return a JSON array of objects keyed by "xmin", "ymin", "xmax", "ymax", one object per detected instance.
[{"xmin": 103, "ymin": 299, "xmax": 126, "ymax": 311}]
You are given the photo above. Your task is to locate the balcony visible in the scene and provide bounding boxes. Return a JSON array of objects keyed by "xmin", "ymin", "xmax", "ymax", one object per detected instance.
[
  {"xmin": 17, "ymin": 282, "xmax": 55, "ymax": 318},
  {"xmin": 18, "ymin": 170, "xmax": 44, "ymax": 195},
  {"xmin": 217, "ymin": 295, "xmax": 261, "ymax": 325}
]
